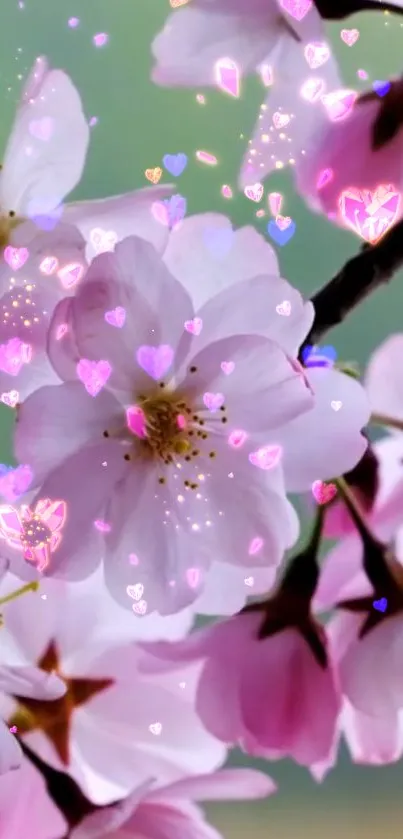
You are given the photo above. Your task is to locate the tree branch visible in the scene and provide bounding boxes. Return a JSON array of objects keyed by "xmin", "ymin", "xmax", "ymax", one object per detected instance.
[{"xmin": 299, "ymin": 216, "xmax": 403, "ymax": 357}]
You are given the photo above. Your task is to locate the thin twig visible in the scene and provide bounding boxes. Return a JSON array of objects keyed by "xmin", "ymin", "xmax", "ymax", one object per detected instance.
[{"xmin": 299, "ymin": 217, "xmax": 403, "ymax": 358}]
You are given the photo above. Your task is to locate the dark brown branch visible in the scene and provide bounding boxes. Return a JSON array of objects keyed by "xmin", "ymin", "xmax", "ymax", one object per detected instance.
[{"xmin": 299, "ymin": 216, "xmax": 403, "ymax": 356}]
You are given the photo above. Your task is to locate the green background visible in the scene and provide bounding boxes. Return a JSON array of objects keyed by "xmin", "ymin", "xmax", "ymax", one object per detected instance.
[{"xmin": 2, "ymin": 0, "xmax": 403, "ymax": 834}]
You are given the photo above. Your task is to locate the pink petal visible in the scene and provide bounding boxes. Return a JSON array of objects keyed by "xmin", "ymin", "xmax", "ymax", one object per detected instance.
[
  {"xmin": 240, "ymin": 628, "xmax": 341, "ymax": 765},
  {"xmin": 64, "ymin": 185, "xmax": 176, "ymax": 261},
  {"xmin": 149, "ymin": 768, "xmax": 276, "ymax": 803},
  {"xmin": 14, "ymin": 382, "xmax": 123, "ymax": 484},
  {"xmin": 342, "ymin": 701, "xmax": 403, "ymax": 766},
  {"xmin": 0, "ymin": 506, "xmax": 23, "ymax": 539},
  {"xmin": 2, "ymin": 64, "xmax": 89, "ymax": 216},
  {"xmin": 365, "ymin": 334, "xmax": 403, "ymax": 424},
  {"xmin": 152, "ymin": 5, "xmax": 272, "ymax": 88}
]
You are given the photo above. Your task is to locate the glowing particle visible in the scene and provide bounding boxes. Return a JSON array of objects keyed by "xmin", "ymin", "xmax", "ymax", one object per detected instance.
[
  {"xmin": 195, "ymin": 150, "xmax": 218, "ymax": 166},
  {"xmin": 214, "ymin": 58, "xmax": 240, "ymax": 98},
  {"xmin": 248, "ymin": 537, "xmax": 264, "ymax": 556},
  {"xmin": 149, "ymin": 722, "xmax": 162, "ymax": 735},
  {"xmin": 93, "ymin": 33, "xmax": 109, "ymax": 47},
  {"xmin": 57, "ymin": 262, "xmax": 84, "ymax": 289}
]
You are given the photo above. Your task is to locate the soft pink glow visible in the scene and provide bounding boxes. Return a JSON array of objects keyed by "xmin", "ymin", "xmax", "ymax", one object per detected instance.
[
  {"xmin": 214, "ymin": 57, "xmax": 240, "ymax": 98},
  {"xmin": 126, "ymin": 405, "xmax": 147, "ymax": 439},
  {"xmin": 0, "ymin": 338, "xmax": 32, "ymax": 376},
  {"xmin": 0, "ymin": 498, "xmax": 67, "ymax": 571},
  {"xmin": 339, "ymin": 185, "xmax": 401, "ymax": 244}
]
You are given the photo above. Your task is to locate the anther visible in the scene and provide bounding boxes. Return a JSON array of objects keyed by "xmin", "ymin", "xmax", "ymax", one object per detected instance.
[
  {"xmin": 221, "ymin": 417, "xmax": 228, "ymax": 424},
  {"xmin": 189, "ymin": 366, "xmax": 197, "ymax": 373},
  {"xmin": 124, "ymin": 454, "xmax": 131, "ymax": 461},
  {"xmin": 103, "ymin": 430, "xmax": 109, "ymax": 438},
  {"xmin": 209, "ymin": 451, "xmax": 216, "ymax": 458},
  {"xmin": 158, "ymin": 477, "xmax": 166, "ymax": 484}
]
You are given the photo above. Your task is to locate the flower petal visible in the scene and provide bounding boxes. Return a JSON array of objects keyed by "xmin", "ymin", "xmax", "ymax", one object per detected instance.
[
  {"xmin": 0, "ymin": 663, "xmax": 65, "ymax": 699},
  {"xmin": 365, "ymin": 334, "xmax": 403, "ymax": 426},
  {"xmin": 162, "ymin": 215, "xmax": 279, "ymax": 310},
  {"xmin": 149, "ymin": 767, "xmax": 276, "ymax": 802},
  {"xmin": 151, "ymin": 5, "xmax": 274, "ymax": 87},
  {"xmin": 64, "ymin": 185, "xmax": 176, "ymax": 262},
  {"xmin": 1, "ymin": 65, "xmax": 89, "ymax": 215},
  {"xmin": 14, "ymin": 382, "xmax": 123, "ymax": 483},
  {"xmin": 268, "ymin": 367, "xmax": 370, "ymax": 491}
]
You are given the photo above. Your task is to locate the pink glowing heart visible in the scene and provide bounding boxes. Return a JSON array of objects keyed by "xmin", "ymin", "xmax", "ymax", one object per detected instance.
[
  {"xmin": 248, "ymin": 537, "xmax": 264, "ymax": 556},
  {"xmin": 3, "ymin": 247, "xmax": 29, "ymax": 271},
  {"xmin": 203, "ymin": 392, "xmax": 225, "ymax": 412},
  {"xmin": 39, "ymin": 255, "xmax": 59, "ymax": 275},
  {"xmin": 90, "ymin": 227, "xmax": 117, "ymax": 254},
  {"xmin": 57, "ymin": 262, "xmax": 84, "ymax": 289},
  {"xmin": 280, "ymin": 0, "xmax": 312, "ymax": 21},
  {"xmin": 244, "ymin": 183, "xmax": 264, "ymax": 203},
  {"xmin": 184, "ymin": 317, "xmax": 202, "ymax": 336},
  {"xmin": 268, "ymin": 192, "xmax": 282, "ymax": 216},
  {"xmin": 316, "ymin": 168, "xmax": 334, "ymax": 190},
  {"xmin": 214, "ymin": 57, "xmax": 240, "ymax": 98},
  {"xmin": 273, "ymin": 112, "xmax": 290, "ymax": 129},
  {"xmin": 132, "ymin": 600, "xmax": 147, "ymax": 615},
  {"xmin": 126, "ymin": 405, "xmax": 147, "ymax": 439},
  {"xmin": 29, "ymin": 116, "xmax": 54, "ymax": 141},
  {"xmin": 0, "ymin": 338, "xmax": 32, "ymax": 376},
  {"xmin": 304, "ymin": 42, "xmax": 330, "ymax": 70},
  {"xmin": 312, "ymin": 480, "xmax": 337, "ymax": 505},
  {"xmin": 228, "ymin": 429, "xmax": 247, "ymax": 449},
  {"xmin": 186, "ymin": 568, "xmax": 200, "ymax": 588},
  {"xmin": 221, "ymin": 361, "xmax": 235, "ymax": 375},
  {"xmin": 221, "ymin": 185, "xmax": 233, "ymax": 199},
  {"xmin": 129, "ymin": 553, "xmax": 139, "ymax": 565},
  {"xmin": 56, "ymin": 323, "xmax": 68, "ymax": 341},
  {"xmin": 248, "ymin": 444, "xmax": 282, "ymax": 470},
  {"xmin": 93, "ymin": 32, "xmax": 108, "ymax": 47},
  {"xmin": 276, "ymin": 300, "xmax": 291, "ymax": 316},
  {"xmin": 1, "ymin": 390, "xmax": 19, "ymax": 408},
  {"xmin": 341, "ymin": 28, "xmax": 359, "ymax": 46},
  {"xmin": 104, "ymin": 306, "xmax": 126, "ymax": 328},
  {"xmin": 321, "ymin": 89, "xmax": 357, "ymax": 122},
  {"xmin": 76, "ymin": 359, "xmax": 112, "ymax": 397},
  {"xmin": 94, "ymin": 519, "xmax": 111, "ymax": 533},
  {"xmin": 301, "ymin": 77, "xmax": 325, "ymax": 103},
  {"xmin": 339, "ymin": 185, "xmax": 401, "ymax": 245},
  {"xmin": 126, "ymin": 583, "xmax": 144, "ymax": 601},
  {"xmin": 275, "ymin": 215, "xmax": 292, "ymax": 231},
  {"xmin": 136, "ymin": 345, "xmax": 174, "ymax": 381}
]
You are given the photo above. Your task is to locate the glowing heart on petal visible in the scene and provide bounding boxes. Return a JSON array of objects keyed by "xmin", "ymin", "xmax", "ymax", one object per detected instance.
[
  {"xmin": 3, "ymin": 247, "xmax": 29, "ymax": 271},
  {"xmin": 136, "ymin": 345, "xmax": 174, "ymax": 381},
  {"xmin": 312, "ymin": 480, "xmax": 337, "ymax": 505},
  {"xmin": 132, "ymin": 599, "xmax": 147, "ymax": 615},
  {"xmin": 248, "ymin": 445, "xmax": 282, "ymax": 470},
  {"xmin": 149, "ymin": 722, "xmax": 162, "ymax": 735},
  {"xmin": 280, "ymin": 0, "xmax": 312, "ymax": 21},
  {"xmin": 203, "ymin": 392, "xmax": 225, "ymax": 412},
  {"xmin": 76, "ymin": 359, "xmax": 112, "ymax": 397},
  {"xmin": 184, "ymin": 318, "xmax": 202, "ymax": 336},
  {"xmin": 273, "ymin": 112, "xmax": 290, "ymax": 129},
  {"xmin": 341, "ymin": 28, "xmax": 359, "ymax": 46},
  {"xmin": 1, "ymin": 390, "xmax": 19, "ymax": 408},
  {"xmin": 339, "ymin": 185, "xmax": 401, "ymax": 245},
  {"xmin": 221, "ymin": 361, "xmax": 235, "ymax": 375},
  {"xmin": 126, "ymin": 583, "xmax": 144, "ymax": 601},
  {"xmin": 276, "ymin": 300, "xmax": 291, "ymax": 316},
  {"xmin": 104, "ymin": 307, "xmax": 126, "ymax": 328},
  {"xmin": 321, "ymin": 89, "xmax": 357, "ymax": 122}
]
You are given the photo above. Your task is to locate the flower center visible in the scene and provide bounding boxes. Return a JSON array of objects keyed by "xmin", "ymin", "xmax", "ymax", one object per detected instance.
[{"xmin": 21, "ymin": 515, "xmax": 52, "ymax": 550}]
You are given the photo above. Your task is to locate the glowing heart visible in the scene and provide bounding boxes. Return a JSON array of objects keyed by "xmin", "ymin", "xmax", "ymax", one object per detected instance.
[
  {"xmin": 186, "ymin": 568, "xmax": 200, "ymax": 588},
  {"xmin": 244, "ymin": 183, "xmax": 263, "ymax": 203},
  {"xmin": 104, "ymin": 307, "xmax": 126, "ymax": 328},
  {"xmin": 90, "ymin": 227, "xmax": 117, "ymax": 254},
  {"xmin": 149, "ymin": 722, "xmax": 162, "ymax": 735},
  {"xmin": 304, "ymin": 42, "xmax": 330, "ymax": 70},
  {"xmin": 228, "ymin": 429, "xmax": 248, "ymax": 449},
  {"xmin": 248, "ymin": 537, "xmax": 264, "ymax": 555},
  {"xmin": 339, "ymin": 185, "xmax": 401, "ymax": 245},
  {"xmin": 170, "ymin": 0, "xmax": 188, "ymax": 6},
  {"xmin": 280, "ymin": 0, "xmax": 312, "ymax": 20},
  {"xmin": 29, "ymin": 116, "xmax": 54, "ymax": 141},
  {"xmin": 268, "ymin": 219, "xmax": 296, "ymax": 246},
  {"xmin": 312, "ymin": 480, "xmax": 337, "ymax": 505},
  {"xmin": 331, "ymin": 400, "xmax": 342, "ymax": 411},
  {"xmin": 275, "ymin": 215, "xmax": 292, "ymax": 231},
  {"xmin": 3, "ymin": 247, "xmax": 29, "ymax": 271},
  {"xmin": 133, "ymin": 600, "xmax": 147, "ymax": 615},
  {"xmin": 145, "ymin": 167, "xmax": 162, "ymax": 184},
  {"xmin": 1, "ymin": 390, "xmax": 19, "ymax": 408},
  {"xmin": 57, "ymin": 263, "xmax": 84, "ymax": 289},
  {"xmin": 136, "ymin": 345, "xmax": 174, "ymax": 380},
  {"xmin": 203, "ymin": 392, "xmax": 224, "ymax": 412},
  {"xmin": 301, "ymin": 77, "xmax": 325, "ymax": 103},
  {"xmin": 249, "ymin": 444, "xmax": 282, "ymax": 470},
  {"xmin": 76, "ymin": 359, "xmax": 112, "ymax": 397},
  {"xmin": 244, "ymin": 576, "xmax": 254, "ymax": 587},
  {"xmin": 221, "ymin": 361, "xmax": 235, "ymax": 375},
  {"xmin": 321, "ymin": 89, "xmax": 356, "ymax": 122},
  {"xmin": 273, "ymin": 112, "xmax": 290, "ymax": 129},
  {"xmin": 341, "ymin": 28, "xmax": 359, "ymax": 46},
  {"xmin": 163, "ymin": 153, "xmax": 188, "ymax": 176},
  {"xmin": 126, "ymin": 583, "xmax": 144, "ymax": 601},
  {"xmin": 373, "ymin": 597, "xmax": 387, "ymax": 613},
  {"xmin": 184, "ymin": 317, "xmax": 202, "ymax": 336},
  {"xmin": 39, "ymin": 256, "xmax": 59, "ymax": 275},
  {"xmin": 276, "ymin": 300, "xmax": 291, "ymax": 316}
]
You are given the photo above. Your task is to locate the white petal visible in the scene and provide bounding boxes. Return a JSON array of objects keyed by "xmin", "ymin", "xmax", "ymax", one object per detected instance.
[{"xmin": 1, "ymin": 65, "xmax": 89, "ymax": 215}]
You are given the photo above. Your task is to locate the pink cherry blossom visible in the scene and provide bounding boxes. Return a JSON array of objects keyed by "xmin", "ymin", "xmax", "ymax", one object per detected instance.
[
  {"xmin": 0, "ymin": 569, "xmax": 224, "ymax": 802},
  {"xmin": 0, "ymin": 497, "xmax": 67, "ymax": 572},
  {"xmin": 140, "ymin": 611, "xmax": 341, "ymax": 767},
  {"xmin": 12, "ymin": 232, "xmax": 369, "ymax": 613},
  {"xmin": 71, "ymin": 768, "xmax": 276, "ymax": 839}
]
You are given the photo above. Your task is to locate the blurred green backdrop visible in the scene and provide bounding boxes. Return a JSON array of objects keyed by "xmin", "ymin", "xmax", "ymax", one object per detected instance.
[{"xmin": 1, "ymin": 0, "xmax": 403, "ymax": 835}]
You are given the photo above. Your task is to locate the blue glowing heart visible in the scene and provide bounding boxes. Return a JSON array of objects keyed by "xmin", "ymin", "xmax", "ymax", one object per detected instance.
[
  {"xmin": 267, "ymin": 219, "xmax": 296, "ymax": 246},
  {"xmin": 372, "ymin": 80, "xmax": 391, "ymax": 98}
]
